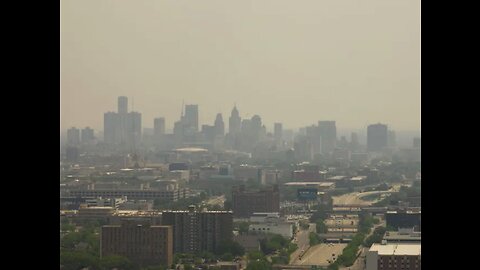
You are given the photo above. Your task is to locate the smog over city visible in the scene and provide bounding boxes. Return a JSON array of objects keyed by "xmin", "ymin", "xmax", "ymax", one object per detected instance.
[{"xmin": 60, "ymin": 1, "xmax": 421, "ymax": 270}]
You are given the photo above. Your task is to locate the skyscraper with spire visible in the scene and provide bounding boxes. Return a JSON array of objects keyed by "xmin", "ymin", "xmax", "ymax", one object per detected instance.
[
  {"xmin": 228, "ymin": 105, "xmax": 241, "ymax": 134},
  {"xmin": 214, "ymin": 113, "xmax": 225, "ymax": 137}
]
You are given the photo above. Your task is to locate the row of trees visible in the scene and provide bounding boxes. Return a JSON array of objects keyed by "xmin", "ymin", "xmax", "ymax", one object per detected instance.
[
  {"xmin": 364, "ymin": 226, "xmax": 387, "ymax": 247},
  {"xmin": 328, "ymin": 213, "xmax": 376, "ymax": 269}
]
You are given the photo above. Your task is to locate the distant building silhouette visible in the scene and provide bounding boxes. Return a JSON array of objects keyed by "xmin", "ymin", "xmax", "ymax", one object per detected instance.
[
  {"xmin": 228, "ymin": 105, "xmax": 241, "ymax": 134},
  {"xmin": 102, "ymin": 97, "xmax": 142, "ymax": 147},
  {"xmin": 67, "ymin": 127, "xmax": 80, "ymax": 146},
  {"xmin": 318, "ymin": 121, "xmax": 337, "ymax": 154},
  {"xmin": 350, "ymin": 132, "xmax": 360, "ymax": 152},
  {"xmin": 184, "ymin": 104, "xmax": 199, "ymax": 133},
  {"xmin": 154, "ymin": 117, "xmax": 165, "ymax": 137},
  {"xmin": 367, "ymin": 123, "xmax": 388, "ymax": 152},
  {"xmin": 214, "ymin": 113, "xmax": 225, "ymax": 137},
  {"xmin": 81, "ymin": 127, "xmax": 94, "ymax": 144}
]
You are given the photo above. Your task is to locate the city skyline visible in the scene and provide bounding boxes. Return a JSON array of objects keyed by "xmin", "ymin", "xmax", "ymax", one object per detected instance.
[
  {"xmin": 61, "ymin": 98, "xmax": 419, "ymax": 148},
  {"xmin": 61, "ymin": 0, "xmax": 420, "ymax": 133}
]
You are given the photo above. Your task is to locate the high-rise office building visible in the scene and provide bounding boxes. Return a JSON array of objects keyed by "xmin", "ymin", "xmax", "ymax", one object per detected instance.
[
  {"xmin": 104, "ymin": 112, "xmax": 118, "ymax": 144},
  {"xmin": 228, "ymin": 105, "xmax": 241, "ymax": 134},
  {"xmin": 351, "ymin": 132, "xmax": 359, "ymax": 151},
  {"xmin": 126, "ymin": 111, "xmax": 142, "ymax": 147},
  {"xmin": 318, "ymin": 121, "xmax": 337, "ymax": 154},
  {"xmin": 154, "ymin": 117, "xmax": 166, "ymax": 137},
  {"xmin": 367, "ymin": 123, "xmax": 388, "ymax": 152},
  {"xmin": 184, "ymin": 104, "xmax": 199, "ymax": 132},
  {"xmin": 214, "ymin": 113, "xmax": 225, "ymax": 137},
  {"xmin": 103, "ymin": 97, "xmax": 142, "ymax": 147},
  {"xmin": 201, "ymin": 125, "xmax": 215, "ymax": 143},
  {"xmin": 118, "ymin": 96, "xmax": 128, "ymax": 114},
  {"xmin": 305, "ymin": 125, "xmax": 321, "ymax": 155},
  {"xmin": 101, "ymin": 221, "xmax": 173, "ymax": 267},
  {"xmin": 81, "ymin": 127, "xmax": 95, "ymax": 144},
  {"xmin": 294, "ymin": 135, "xmax": 314, "ymax": 161},
  {"xmin": 161, "ymin": 206, "xmax": 233, "ymax": 254},
  {"xmin": 274, "ymin": 123, "xmax": 283, "ymax": 141},
  {"xmin": 232, "ymin": 185, "xmax": 280, "ymax": 218},
  {"xmin": 67, "ymin": 127, "xmax": 80, "ymax": 146}
]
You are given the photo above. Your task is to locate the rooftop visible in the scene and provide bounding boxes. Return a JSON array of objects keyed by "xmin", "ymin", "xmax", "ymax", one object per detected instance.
[
  {"xmin": 350, "ymin": 176, "xmax": 367, "ymax": 181},
  {"xmin": 284, "ymin": 182, "xmax": 334, "ymax": 187},
  {"xmin": 327, "ymin": 176, "xmax": 348, "ymax": 181},
  {"xmin": 369, "ymin": 243, "xmax": 421, "ymax": 256}
]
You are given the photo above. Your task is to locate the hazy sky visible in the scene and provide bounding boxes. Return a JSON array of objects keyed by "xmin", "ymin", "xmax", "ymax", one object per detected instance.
[{"xmin": 61, "ymin": 0, "xmax": 420, "ymax": 133}]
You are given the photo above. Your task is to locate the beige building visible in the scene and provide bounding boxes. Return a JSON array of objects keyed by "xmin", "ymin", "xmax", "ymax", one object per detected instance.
[{"xmin": 366, "ymin": 243, "xmax": 421, "ymax": 270}]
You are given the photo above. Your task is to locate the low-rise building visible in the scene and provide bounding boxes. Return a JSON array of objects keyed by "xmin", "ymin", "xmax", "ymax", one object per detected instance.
[
  {"xmin": 383, "ymin": 228, "xmax": 421, "ymax": 243},
  {"xmin": 248, "ymin": 212, "xmax": 293, "ymax": 239},
  {"xmin": 366, "ymin": 243, "xmax": 421, "ymax": 270}
]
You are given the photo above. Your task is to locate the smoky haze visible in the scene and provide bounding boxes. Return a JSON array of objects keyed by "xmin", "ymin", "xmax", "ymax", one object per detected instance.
[{"xmin": 60, "ymin": 0, "xmax": 420, "ymax": 133}]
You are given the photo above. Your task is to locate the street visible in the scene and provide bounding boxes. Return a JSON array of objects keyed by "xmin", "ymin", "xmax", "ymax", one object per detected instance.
[{"xmin": 289, "ymin": 223, "xmax": 315, "ymax": 264}]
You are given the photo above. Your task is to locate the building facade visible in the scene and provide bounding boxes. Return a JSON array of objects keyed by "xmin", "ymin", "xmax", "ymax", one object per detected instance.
[
  {"xmin": 67, "ymin": 127, "xmax": 80, "ymax": 146},
  {"xmin": 366, "ymin": 243, "xmax": 421, "ymax": 270},
  {"xmin": 161, "ymin": 207, "xmax": 233, "ymax": 254},
  {"xmin": 101, "ymin": 221, "xmax": 173, "ymax": 267},
  {"xmin": 154, "ymin": 117, "xmax": 166, "ymax": 137},
  {"xmin": 367, "ymin": 123, "xmax": 388, "ymax": 152},
  {"xmin": 232, "ymin": 185, "xmax": 280, "ymax": 218}
]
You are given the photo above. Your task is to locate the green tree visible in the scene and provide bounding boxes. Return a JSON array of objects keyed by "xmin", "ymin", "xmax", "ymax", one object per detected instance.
[
  {"xmin": 246, "ymin": 260, "xmax": 272, "ymax": 270},
  {"xmin": 60, "ymin": 251, "xmax": 99, "ymax": 270},
  {"xmin": 238, "ymin": 221, "xmax": 250, "ymax": 234},
  {"xmin": 99, "ymin": 255, "xmax": 137, "ymax": 270},
  {"xmin": 315, "ymin": 219, "xmax": 327, "ymax": 234},
  {"xmin": 221, "ymin": 253, "xmax": 234, "ymax": 261},
  {"xmin": 309, "ymin": 232, "xmax": 321, "ymax": 246},
  {"xmin": 217, "ymin": 239, "xmax": 245, "ymax": 257},
  {"xmin": 247, "ymin": 251, "xmax": 265, "ymax": 261}
]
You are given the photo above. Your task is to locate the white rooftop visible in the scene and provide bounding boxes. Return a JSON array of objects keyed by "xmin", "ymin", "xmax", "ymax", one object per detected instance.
[{"xmin": 369, "ymin": 243, "xmax": 421, "ymax": 256}]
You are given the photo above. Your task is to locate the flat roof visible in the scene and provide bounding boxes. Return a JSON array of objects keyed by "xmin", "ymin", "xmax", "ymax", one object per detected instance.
[
  {"xmin": 327, "ymin": 176, "xmax": 348, "ymax": 180},
  {"xmin": 386, "ymin": 210, "xmax": 421, "ymax": 214},
  {"xmin": 350, "ymin": 176, "xmax": 367, "ymax": 181},
  {"xmin": 175, "ymin": 147, "xmax": 208, "ymax": 152},
  {"xmin": 284, "ymin": 182, "xmax": 334, "ymax": 186},
  {"xmin": 369, "ymin": 243, "xmax": 421, "ymax": 256},
  {"xmin": 384, "ymin": 231, "xmax": 421, "ymax": 241}
]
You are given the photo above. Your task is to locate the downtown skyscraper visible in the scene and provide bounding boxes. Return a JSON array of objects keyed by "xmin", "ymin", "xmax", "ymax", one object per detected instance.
[{"xmin": 103, "ymin": 96, "xmax": 142, "ymax": 148}]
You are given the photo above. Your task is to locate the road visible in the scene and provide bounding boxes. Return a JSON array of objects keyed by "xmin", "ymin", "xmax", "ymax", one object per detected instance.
[
  {"xmin": 289, "ymin": 223, "xmax": 315, "ymax": 265},
  {"xmin": 338, "ymin": 219, "xmax": 386, "ymax": 270},
  {"xmin": 333, "ymin": 184, "xmax": 402, "ymax": 206},
  {"xmin": 297, "ymin": 243, "xmax": 347, "ymax": 266},
  {"xmin": 203, "ymin": 195, "xmax": 225, "ymax": 207}
]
